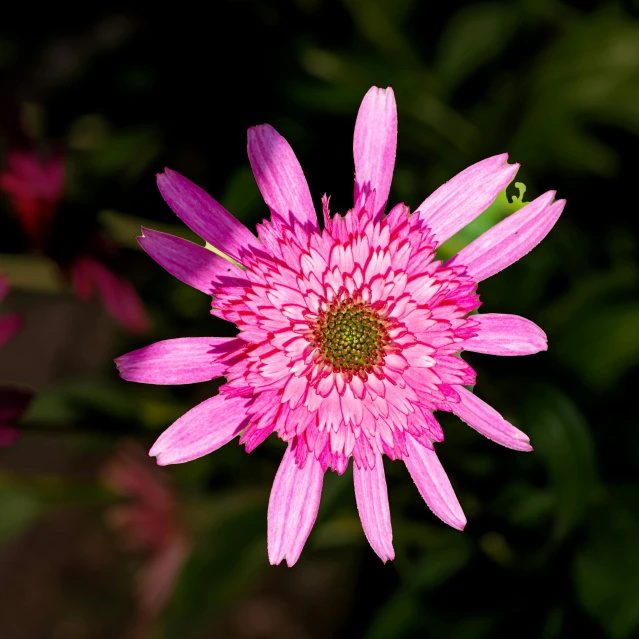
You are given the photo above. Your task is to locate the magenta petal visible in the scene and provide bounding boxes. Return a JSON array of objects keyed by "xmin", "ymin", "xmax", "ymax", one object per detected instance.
[
  {"xmin": 138, "ymin": 228, "xmax": 241, "ymax": 295},
  {"xmin": 83, "ymin": 260, "xmax": 150, "ymax": 334},
  {"xmin": 353, "ymin": 452, "xmax": 394, "ymax": 562},
  {"xmin": 451, "ymin": 387, "xmax": 532, "ymax": 451},
  {"xmin": 0, "ymin": 426, "xmax": 19, "ymax": 449},
  {"xmin": 268, "ymin": 441, "xmax": 324, "ymax": 567},
  {"xmin": 248, "ymin": 125, "xmax": 318, "ymax": 232},
  {"xmin": 414, "ymin": 154, "xmax": 519, "ymax": 246},
  {"xmin": 353, "ymin": 86, "xmax": 397, "ymax": 221},
  {"xmin": 115, "ymin": 337, "xmax": 241, "ymax": 385},
  {"xmin": 404, "ymin": 436, "xmax": 466, "ymax": 530},
  {"xmin": 449, "ymin": 191, "xmax": 565, "ymax": 282},
  {"xmin": 157, "ymin": 168, "xmax": 260, "ymax": 260},
  {"xmin": 149, "ymin": 394, "xmax": 252, "ymax": 465},
  {"xmin": 463, "ymin": 313, "xmax": 547, "ymax": 356},
  {"xmin": 0, "ymin": 313, "xmax": 22, "ymax": 348}
]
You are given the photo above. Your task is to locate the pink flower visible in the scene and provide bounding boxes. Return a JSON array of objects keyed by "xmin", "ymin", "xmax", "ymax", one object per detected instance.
[
  {"xmin": 103, "ymin": 442, "xmax": 188, "ymax": 621},
  {"xmin": 0, "ymin": 275, "xmax": 22, "ymax": 349},
  {"xmin": 0, "ymin": 147, "xmax": 150, "ymax": 334},
  {"xmin": 0, "ymin": 275, "xmax": 30, "ymax": 448},
  {"xmin": 69, "ymin": 254, "xmax": 150, "ymax": 335},
  {"xmin": 0, "ymin": 149, "xmax": 64, "ymax": 249},
  {"xmin": 116, "ymin": 87, "xmax": 565, "ymax": 565}
]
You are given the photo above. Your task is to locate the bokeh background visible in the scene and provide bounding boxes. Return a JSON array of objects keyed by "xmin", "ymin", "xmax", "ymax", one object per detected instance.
[{"xmin": 1, "ymin": 1, "xmax": 638, "ymax": 637}]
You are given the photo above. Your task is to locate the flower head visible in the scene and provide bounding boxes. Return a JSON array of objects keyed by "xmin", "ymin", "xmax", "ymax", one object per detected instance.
[{"xmin": 116, "ymin": 87, "xmax": 565, "ymax": 565}]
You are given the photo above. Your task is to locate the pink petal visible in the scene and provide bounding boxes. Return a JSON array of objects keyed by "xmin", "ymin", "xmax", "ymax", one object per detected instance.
[
  {"xmin": 247, "ymin": 125, "xmax": 318, "ymax": 232},
  {"xmin": 138, "ymin": 228, "xmax": 242, "ymax": 294},
  {"xmin": 451, "ymin": 387, "xmax": 532, "ymax": 451},
  {"xmin": 86, "ymin": 261, "xmax": 150, "ymax": 335},
  {"xmin": 414, "ymin": 154, "xmax": 519, "ymax": 246},
  {"xmin": 353, "ymin": 452, "xmax": 394, "ymax": 562},
  {"xmin": 0, "ymin": 426, "xmax": 19, "ymax": 449},
  {"xmin": 268, "ymin": 441, "xmax": 324, "ymax": 566},
  {"xmin": 404, "ymin": 436, "xmax": 466, "ymax": 530},
  {"xmin": 157, "ymin": 168, "xmax": 260, "ymax": 260},
  {"xmin": 115, "ymin": 337, "xmax": 241, "ymax": 385},
  {"xmin": 0, "ymin": 313, "xmax": 22, "ymax": 348},
  {"xmin": 449, "ymin": 191, "xmax": 565, "ymax": 282},
  {"xmin": 353, "ymin": 86, "xmax": 397, "ymax": 221},
  {"xmin": 463, "ymin": 313, "xmax": 547, "ymax": 356},
  {"xmin": 149, "ymin": 394, "xmax": 252, "ymax": 465}
]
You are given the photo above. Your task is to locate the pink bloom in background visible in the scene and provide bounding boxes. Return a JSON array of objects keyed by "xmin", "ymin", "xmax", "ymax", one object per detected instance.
[
  {"xmin": 116, "ymin": 87, "xmax": 565, "ymax": 565},
  {"xmin": 103, "ymin": 442, "xmax": 188, "ymax": 623},
  {"xmin": 0, "ymin": 147, "xmax": 150, "ymax": 334},
  {"xmin": 0, "ymin": 274, "xmax": 22, "ymax": 349},
  {"xmin": 69, "ymin": 255, "xmax": 150, "ymax": 335},
  {"xmin": 0, "ymin": 275, "xmax": 31, "ymax": 448},
  {"xmin": 0, "ymin": 149, "xmax": 65, "ymax": 249}
]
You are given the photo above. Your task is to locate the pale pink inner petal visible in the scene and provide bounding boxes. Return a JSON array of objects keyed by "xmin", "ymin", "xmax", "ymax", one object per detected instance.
[
  {"xmin": 248, "ymin": 124, "xmax": 318, "ymax": 232},
  {"xmin": 115, "ymin": 337, "xmax": 241, "ymax": 385},
  {"xmin": 149, "ymin": 394, "xmax": 252, "ymax": 465},
  {"xmin": 463, "ymin": 313, "xmax": 547, "ymax": 356},
  {"xmin": 157, "ymin": 168, "xmax": 260, "ymax": 260},
  {"xmin": 404, "ymin": 435, "xmax": 466, "ymax": 530},
  {"xmin": 353, "ymin": 86, "xmax": 397, "ymax": 221},
  {"xmin": 353, "ymin": 452, "xmax": 395, "ymax": 562},
  {"xmin": 451, "ymin": 387, "xmax": 532, "ymax": 451},
  {"xmin": 449, "ymin": 191, "xmax": 565, "ymax": 282},
  {"xmin": 268, "ymin": 441, "xmax": 324, "ymax": 567},
  {"xmin": 414, "ymin": 154, "xmax": 519, "ymax": 246}
]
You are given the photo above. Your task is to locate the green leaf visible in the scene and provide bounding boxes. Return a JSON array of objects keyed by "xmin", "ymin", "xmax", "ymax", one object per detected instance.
[
  {"xmin": 520, "ymin": 385, "xmax": 598, "ymax": 542},
  {"xmin": 574, "ymin": 489, "xmax": 639, "ymax": 638},
  {"xmin": 437, "ymin": 3, "xmax": 519, "ymax": 90}
]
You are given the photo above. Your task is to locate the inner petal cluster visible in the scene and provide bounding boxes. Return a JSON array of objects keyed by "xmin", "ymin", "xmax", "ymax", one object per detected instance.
[
  {"xmin": 309, "ymin": 296, "xmax": 391, "ymax": 378},
  {"xmin": 212, "ymin": 198, "xmax": 481, "ymax": 473}
]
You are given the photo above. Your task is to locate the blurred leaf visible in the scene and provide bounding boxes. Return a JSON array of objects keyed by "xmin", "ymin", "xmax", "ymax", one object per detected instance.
[
  {"xmin": 0, "ymin": 484, "xmax": 42, "ymax": 544},
  {"xmin": 71, "ymin": 126, "xmax": 162, "ymax": 182},
  {"xmin": 0, "ymin": 254, "xmax": 64, "ymax": 292},
  {"xmin": 515, "ymin": 14, "xmax": 639, "ymax": 175},
  {"xmin": 343, "ymin": 0, "xmax": 419, "ymax": 61},
  {"xmin": 365, "ymin": 589, "xmax": 421, "ymax": 639},
  {"xmin": 160, "ymin": 494, "xmax": 267, "ymax": 639},
  {"xmin": 393, "ymin": 523, "xmax": 473, "ymax": 590},
  {"xmin": 437, "ymin": 2, "xmax": 519, "ymax": 90},
  {"xmin": 99, "ymin": 209, "xmax": 200, "ymax": 248},
  {"xmin": 521, "ymin": 385, "xmax": 598, "ymax": 542},
  {"xmin": 554, "ymin": 304, "xmax": 639, "ymax": 390},
  {"xmin": 574, "ymin": 489, "xmax": 639, "ymax": 638},
  {"xmin": 218, "ymin": 165, "xmax": 264, "ymax": 225}
]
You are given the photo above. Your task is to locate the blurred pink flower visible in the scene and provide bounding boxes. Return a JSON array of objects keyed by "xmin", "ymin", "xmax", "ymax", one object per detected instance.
[
  {"xmin": 0, "ymin": 275, "xmax": 30, "ymax": 448},
  {"xmin": 0, "ymin": 147, "xmax": 150, "ymax": 334},
  {"xmin": 0, "ymin": 149, "xmax": 64, "ymax": 249},
  {"xmin": 0, "ymin": 274, "xmax": 22, "ymax": 349},
  {"xmin": 103, "ymin": 442, "xmax": 188, "ymax": 621},
  {"xmin": 116, "ymin": 86, "xmax": 565, "ymax": 565},
  {"xmin": 70, "ymin": 255, "xmax": 150, "ymax": 335}
]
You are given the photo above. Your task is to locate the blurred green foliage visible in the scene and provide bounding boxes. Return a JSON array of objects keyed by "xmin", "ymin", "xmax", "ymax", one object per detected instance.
[{"xmin": 0, "ymin": 0, "xmax": 638, "ymax": 637}]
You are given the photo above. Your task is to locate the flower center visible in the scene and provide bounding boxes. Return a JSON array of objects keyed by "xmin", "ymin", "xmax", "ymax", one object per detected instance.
[{"xmin": 311, "ymin": 297, "xmax": 390, "ymax": 376}]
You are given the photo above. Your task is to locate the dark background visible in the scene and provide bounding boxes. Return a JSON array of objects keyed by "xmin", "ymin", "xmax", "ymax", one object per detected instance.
[{"xmin": 1, "ymin": 1, "xmax": 638, "ymax": 637}]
